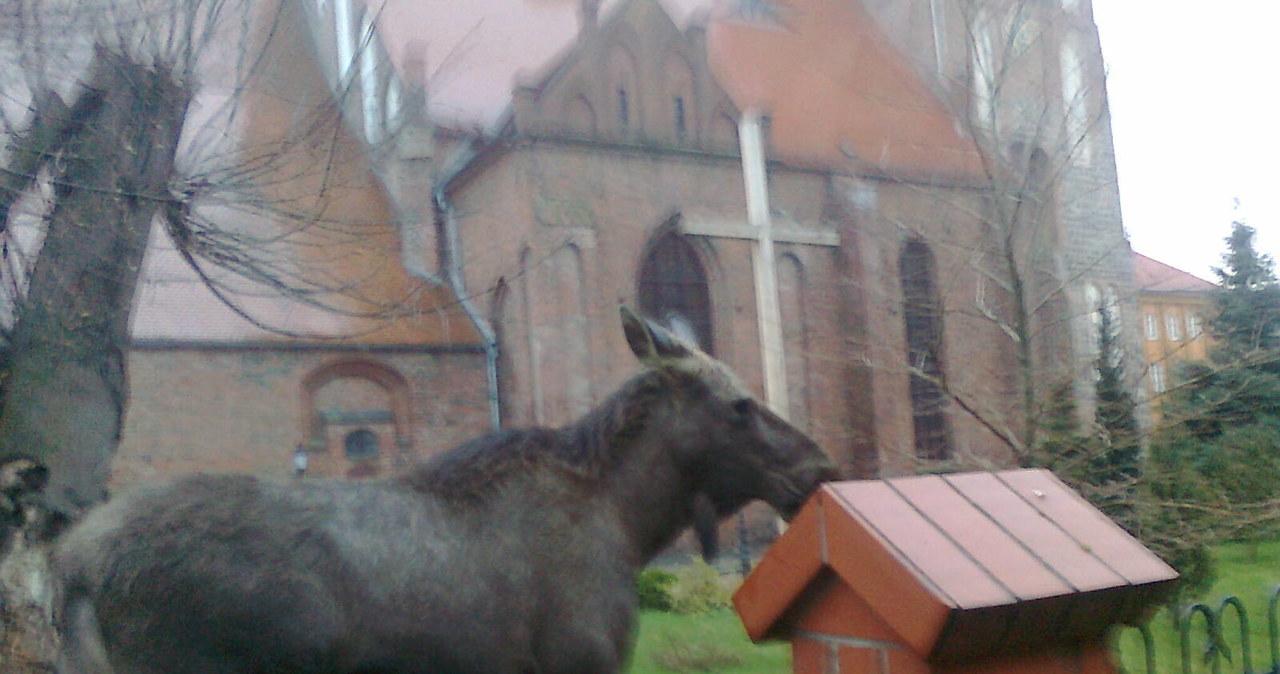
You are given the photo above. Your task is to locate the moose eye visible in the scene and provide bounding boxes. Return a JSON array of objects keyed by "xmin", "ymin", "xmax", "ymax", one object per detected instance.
[{"xmin": 730, "ymin": 398, "xmax": 754, "ymax": 420}]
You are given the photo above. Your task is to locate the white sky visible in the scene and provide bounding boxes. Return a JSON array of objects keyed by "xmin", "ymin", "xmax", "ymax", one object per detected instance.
[{"xmin": 1092, "ymin": 1, "xmax": 1280, "ymax": 281}]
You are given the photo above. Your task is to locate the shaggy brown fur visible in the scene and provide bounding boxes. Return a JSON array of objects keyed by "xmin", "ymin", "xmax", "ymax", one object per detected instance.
[
  {"xmin": 50, "ymin": 308, "xmax": 835, "ymax": 674},
  {"xmin": 399, "ymin": 372, "xmax": 667, "ymax": 504}
]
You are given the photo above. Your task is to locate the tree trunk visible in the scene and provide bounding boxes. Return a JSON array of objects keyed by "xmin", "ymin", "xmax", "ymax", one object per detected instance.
[
  {"xmin": 0, "ymin": 533, "xmax": 57, "ymax": 672},
  {"xmin": 0, "ymin": 46, "xmax": 191, "ymax": 668},
  {"xmin": 0, "ymin": 46, "xmax": 191, "ymax": 518}
]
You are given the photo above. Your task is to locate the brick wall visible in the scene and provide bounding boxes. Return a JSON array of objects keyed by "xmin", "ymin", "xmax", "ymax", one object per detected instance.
[
  {"xmin": 114, "ymin": 346, "xmax": 492, "ymax": 486},
  {"xmin": 449, "ymin": 133, "xmax": 1024, "ymax": 478}
]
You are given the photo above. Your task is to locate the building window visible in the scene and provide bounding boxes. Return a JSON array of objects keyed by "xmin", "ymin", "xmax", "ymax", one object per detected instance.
[
  {"xmin": 334, "ymin": 0, "xmax": 356, "ymax": 80},
  {"xmin": 343, "ymin": 428, "xmax": 382, "ymax": 479},
  {"xmin": 607, "ymin": 46, "xmax": 638, "ymax": 133},
  {"xmin": 358, "ymin": 11, "xmax": 382, "ymax": 143},
  {"xmin": 1166, "ymin": 313, "xmax": 1182, "ymax": 341},
  {"xmin": 900, "ymin": 239, "xmax": 952, "ymax": 461},
  {"xmin": 734, "ymin": 0, "xmax": 783, "ymax": 24},
  {"xmin": 1188, "ymin": 313, "xmax": 1203, "ymax": 338},
  {"xmin": 778, "ymin": 254, "xmax": 811, "ymax": 431},
  {"xmin": 1060, "ymin": 41, "xmax": 1092, "ymax": 164},
  {"xmin": 1151, "ymin": 363, "xmax": 1166, "ymax": 394},
  {"xmin": 344, "ymin": 428, "xmax": 380, "ymax": 460},
  {"xmin": 638, "ymin": 228, "xmax": 713, "ymax": 353},
  {"xmin": 385, "ymin": 74, "xmax": 403, "ymax": 131},
  {"xmin": 970, "ymin": 10, "xmax": 996, "ymax": 123},
  {"xmin": 302, "ymin": 360, "xmax": 413, "ymax": 476},
  {"xmin": 1085, "ymin": 283, "xmax": 1102, "ymax": 353},
  {"xmin": 1145, "ymin": 313, "xmax": 1159, "ymax": 341},
  {"xmin": 674, "ymin": 96, "xmax": 686, "ymax": 137}
]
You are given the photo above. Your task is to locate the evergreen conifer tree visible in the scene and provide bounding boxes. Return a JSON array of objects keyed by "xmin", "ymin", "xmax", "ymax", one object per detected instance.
[
  {"xmin": 1179, "ymin": 220, "xmax": 1280, "ymax": 436},
  {"xmin": 1212, "ymin": 221, "xmax": 1280, "ymax": 352},
  {"xmin": 1091, "ymin": 302, "xmax": 1140, "ymax": 482},
  {"xmin": 1143, "ymin": 218, "xmax": 1280, "ymax": 587}
]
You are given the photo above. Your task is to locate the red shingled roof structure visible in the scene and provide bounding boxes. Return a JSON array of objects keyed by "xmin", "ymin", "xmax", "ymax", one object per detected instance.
[
  {"xmin": 734, "ymin": 469, "xmax": 1178, "ymax": 670},
  {"xmin": 1132, "ymin": 252, "xmax": 1216, "ymax": 294}
]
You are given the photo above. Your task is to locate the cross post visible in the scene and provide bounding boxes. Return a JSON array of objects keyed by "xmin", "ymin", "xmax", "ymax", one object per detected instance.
[{"xmin": 679, "ymin": 112, "xmax": 839, "ymax": 418}]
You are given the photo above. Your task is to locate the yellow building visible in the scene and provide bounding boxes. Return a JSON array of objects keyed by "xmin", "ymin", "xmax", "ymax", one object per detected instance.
[{"xmin": 1134, "ymin": 253, "xmax": 1216, "ymax": 420}]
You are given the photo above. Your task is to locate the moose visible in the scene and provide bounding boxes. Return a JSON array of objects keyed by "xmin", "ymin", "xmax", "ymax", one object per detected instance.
[{"xmin": 51, "ymin": 307, "xmax": 837, "ymax": 673}]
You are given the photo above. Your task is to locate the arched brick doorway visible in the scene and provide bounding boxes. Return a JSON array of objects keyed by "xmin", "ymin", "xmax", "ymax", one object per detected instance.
[{"xmin": 300, "ymin": 359, "xmax": 413, "ymax": 478}]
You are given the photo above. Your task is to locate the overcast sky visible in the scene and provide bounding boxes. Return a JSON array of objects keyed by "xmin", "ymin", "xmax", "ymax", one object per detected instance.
[{"xmin": 1092, "ymin": 1, "xmax": 1279, "ymax": 281}]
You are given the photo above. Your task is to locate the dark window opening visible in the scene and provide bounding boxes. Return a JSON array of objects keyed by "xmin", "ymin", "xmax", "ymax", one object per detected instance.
[
  {"xmin": 344, "ymin": 428, "xmax": 381, "ymax": 461},
  {"xmin": 638, "ymin": 230, "xmax": 713, "ymax": 353},
  {"xmin": 899, "ymin": 239, "xmax": 952, "ymax": 460},
  {"xmin": 674, "ymin": 96, "xmax": 686, "ymax": 137},
  {"xmin": 618, "ymin": 88, "xmax": 629, "ymax": 127}
]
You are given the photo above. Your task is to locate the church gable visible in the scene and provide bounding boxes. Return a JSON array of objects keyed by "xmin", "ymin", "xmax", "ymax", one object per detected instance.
[
  {"xmin": 510, "ymin": 0, "xmax": 739, "ymax": 153},
  {"xmin": 707, "ymin": 0, "xmax": 983, "ymax": 179}
]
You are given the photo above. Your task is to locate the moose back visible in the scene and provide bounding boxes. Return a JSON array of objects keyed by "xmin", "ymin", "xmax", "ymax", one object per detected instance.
[{"xmin": 52, "ymin": 307, "xmax": 835, "ymax": 674}]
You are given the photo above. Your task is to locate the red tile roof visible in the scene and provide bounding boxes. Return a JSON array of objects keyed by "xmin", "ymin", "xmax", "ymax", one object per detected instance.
[
  {"xmin": 1132, "ymin": 252, "xmax": 1217, "ymax": 294},
  {"xmin": 734, "ymin": 469, "xmax": 1178, "ymax": 661}
]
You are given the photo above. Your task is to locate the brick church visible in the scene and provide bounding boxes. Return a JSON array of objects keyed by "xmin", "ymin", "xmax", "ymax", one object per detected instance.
[{"xmin": 115, "ymin": 0, "xmax": 1138, "ymax": 502}]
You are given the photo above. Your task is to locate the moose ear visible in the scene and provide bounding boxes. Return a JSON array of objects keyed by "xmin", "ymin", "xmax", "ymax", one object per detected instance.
[{"xmin": 620, "ymin": 305, "xmax": 691, "ymax": 364}]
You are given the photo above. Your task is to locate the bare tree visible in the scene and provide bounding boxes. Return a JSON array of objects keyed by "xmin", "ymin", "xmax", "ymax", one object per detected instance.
[
  {"xmin": 855, "ymin": 0, "xmax": 1138, "ymax": 465},
  {"xmin": 0, "ymin": 1, "xmax": 444, "ymax": 664},
  {"xmin": 858, "ymin": 2, "xmax": 1280, "ymax": 588}
]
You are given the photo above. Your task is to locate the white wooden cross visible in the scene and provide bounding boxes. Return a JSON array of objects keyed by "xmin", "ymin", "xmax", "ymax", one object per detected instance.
[{"xmin": 679, "ymin": 110, "xmax": 840, "ymax": 419}]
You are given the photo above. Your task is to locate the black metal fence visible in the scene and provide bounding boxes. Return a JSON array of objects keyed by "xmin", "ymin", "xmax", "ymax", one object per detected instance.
[{"xmin": 1116, "ymin": 588, "xmax": 1280, "ymax": 673}]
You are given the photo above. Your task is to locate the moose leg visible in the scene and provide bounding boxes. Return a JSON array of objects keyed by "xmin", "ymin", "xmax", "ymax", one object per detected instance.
[
  {"xmin": 56, "ymin": 599, "xmax": 112, "ymax": 674},
  {"xmin": 534, "ymin": 630, "xmax": 626, "ymax": 674},
  {"xmin": 533, "ymin": 592, "xmax": 635, "ymax": 674},
  {"xmin": 79, "ymin": 581, "xmax": 350, "ymax": 674}
]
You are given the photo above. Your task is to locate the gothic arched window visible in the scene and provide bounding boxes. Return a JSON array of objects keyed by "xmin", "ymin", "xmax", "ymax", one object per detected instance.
[
  {"xmin": 638, "ymin": 229, "xmax": 713, "ymax": 353},
  {"xmin": 900, "ymin": 239, "xmax": 952, "ymax": 460},
  {"xmin": 779, "ymin": 253, "xmax": 811, "ymax": 431}
]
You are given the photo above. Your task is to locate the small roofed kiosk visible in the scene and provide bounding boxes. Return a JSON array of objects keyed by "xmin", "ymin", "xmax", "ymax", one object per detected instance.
[{"xmin": 733, "ymin": 469, "xmax": 1179, "ymax": 673}]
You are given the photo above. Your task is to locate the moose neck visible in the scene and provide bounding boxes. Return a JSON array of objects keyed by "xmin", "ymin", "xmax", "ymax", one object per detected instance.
[
  {"xmin": 566, "ymin": 374, "xmax": 702, "ymax": 567},
  {"xmin": 614, "ymin": 429, "xmax": 698, "ymax": 567}
]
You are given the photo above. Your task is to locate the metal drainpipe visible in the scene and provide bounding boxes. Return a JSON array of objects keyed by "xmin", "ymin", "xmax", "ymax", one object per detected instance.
[{"xmin": 432, "ymin": 188, "xmax": 502, "ymax": 430}]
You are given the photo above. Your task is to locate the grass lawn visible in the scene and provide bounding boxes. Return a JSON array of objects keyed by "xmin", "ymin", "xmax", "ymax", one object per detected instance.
[
  {"xmin": 629, "ymin": 541, "xmax": 1280, "ymax": 673},
  {"xmin": 1115, "ymin": 540, "xmax": 1280, "ymax": 673},
  {"xmin": 628, "ymin": 609, "xmax": 789, "ymax": 674}
]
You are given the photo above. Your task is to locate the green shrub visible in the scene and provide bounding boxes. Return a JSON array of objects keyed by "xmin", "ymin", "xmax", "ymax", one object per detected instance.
[
  {"xmin": 1138, "ymin": 417, "xmax": 1280, "ymax": 594},
  {"xmin": 650, "ymin": 631, "xmax": 744, "ymax": 672},
  {"xmin": 636, "ymin": 567, "xmax": 678, "ymax": 612},
  {"xmin": 669, "ymin": 560, "xmax": 735, "ymax": 615},
  {"xmin": 631, "ymin": 609, "xmax": 790, "ymax": 674}
]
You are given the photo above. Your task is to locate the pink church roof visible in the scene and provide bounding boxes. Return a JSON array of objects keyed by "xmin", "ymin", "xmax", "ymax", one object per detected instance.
[
  {"xmin": 373, "ymin": 0, "xmax": 981, "ymax": 172},
  {"xmin": 131, "ymin": 229, "xmax": 480, "ymax": 347},
  {"xmin": 373, "ymin": 0, "xmax": 713, "ymax": 132},
  {"xmin": 130, "ymin": 0, "xmax": 982, "ymax": 345}
]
